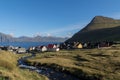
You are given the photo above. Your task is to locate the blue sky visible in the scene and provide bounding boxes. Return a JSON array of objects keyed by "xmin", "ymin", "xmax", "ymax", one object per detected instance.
[{"xmin": 0, "ymin": 0, "xmax": 120, "ymax": 37}]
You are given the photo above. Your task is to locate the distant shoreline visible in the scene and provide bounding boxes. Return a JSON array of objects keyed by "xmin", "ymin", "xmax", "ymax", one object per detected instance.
[{"xmin": 0, "ymin": 42, "xmax": 61, "ymax": 49}]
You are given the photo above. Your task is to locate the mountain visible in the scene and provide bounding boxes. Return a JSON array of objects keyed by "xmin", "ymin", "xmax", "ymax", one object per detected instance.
[
  {"xmin": 67, "ymin": 16, "xmax": 120, "ymax": 42},
  {"xmin": 16, "ymin": 36, "xmax": 68, "ymax": 42},
  {"xmin": 81, "ymin": 16, "xmax": 120, "ymax": 32},
  {"xmin": 0, "ymin": 33, "xmax": 68, "ymax": 42},
  {"xmin": 0, "ymin": 32, "xmax": 15, "ymax": 42}
]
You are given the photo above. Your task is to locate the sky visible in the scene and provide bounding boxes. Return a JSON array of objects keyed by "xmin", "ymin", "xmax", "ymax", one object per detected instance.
[{"xmin": 0, "ymin": 0, "xmax": 120, "ymax": 37}]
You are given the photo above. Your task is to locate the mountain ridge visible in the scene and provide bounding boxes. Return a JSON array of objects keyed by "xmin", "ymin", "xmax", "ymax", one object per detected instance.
[
  {"xmin": 67, "ymin": 16, "xmax": 120, "ymax": 42},
  {"xmin": 81, "ymin": 16, "xmax": 120, "ymax": 32},
  {"xmin": 0, "ymin": 32, "xmax": 68, "ymax": 42}
]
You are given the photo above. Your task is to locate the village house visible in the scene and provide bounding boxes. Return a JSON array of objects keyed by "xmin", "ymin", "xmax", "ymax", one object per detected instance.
[
  {"xmin": 47, "ymin": 44, "xmax": 60, "ymax": 52},
  {"xmin": 76, "ymin": 43, "xmax": 83, "ymax": 49},
  {"xmin": 28, "ymin": 46, "xmax": 36, "ymax": 52},
  {"xmin": 97, "ymin": 41, "xmax": 112, "ymax": 49},
  {"xmin": 39, "ymin": 46, "xmax": 47, "ymax": 52},
  {"xmin": 83, "ymin": 43, "xmax": 87, "ymax": 48},
  {"xmin": 35, "ymin": 45, "xmax": 48, "ymax": 52},
  {"xmin": 59, "ymin": 43, "xmax": 67, "ymax": 49},
  {"xmin": 35, "ymin": 46, "xmax": 41, "ymax": 51},
  {"xmin": 17, "ymin": 47, "xmax": 26, "ymax": 53},
  {"xmin": 1, "ymin": 46, "xmax": 14, "ymax": 51},
  {"xmin": 7, "ymin": 46, "xmax": 14, "ymax": 51},
  {"xmin": 13, "ymin": 47, "xmax": 19, "ymax": 51},
  {"xmin": 0, "ymin": 47, "xmax": 2, "ymax": 50},
  {"xmin": 73, "ymin": 42, "xmax": 83, "ymax": 49}
]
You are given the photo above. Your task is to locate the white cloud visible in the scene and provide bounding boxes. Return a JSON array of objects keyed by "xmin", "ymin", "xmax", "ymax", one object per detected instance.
[
  {"xmin": 34, "ymin": 22, "xmax": 87, "ymax": 37},
  {"xmin": 33, "ymin": 13, "xmax": 120, "ymax": 38},
  {"xmin": 46, "ymin": 22, "xmax": 86, "ymax": 35},
  {"xmin": 107, "ymin": 13, "xmax": 120, "ymax": 19},
  {"xmin": 8, "ymin": 33, "xmax": 14, "ymax": 37},
  {"xmin": 33, "ymin": 32, "xmax": 41, "ymax": 37},
  {"xmin": 47, "ymin": 33, "xmax": 51, "ymax": 37},
  {"xmin": 65, "ymin": 32, "xmax": 73, "ymax": 38}
]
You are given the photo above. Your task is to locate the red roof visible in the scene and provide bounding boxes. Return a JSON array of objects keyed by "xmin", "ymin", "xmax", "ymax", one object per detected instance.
[{"xmin": 47, "ymin": 44, "xmax": 54, "ymax": 48}]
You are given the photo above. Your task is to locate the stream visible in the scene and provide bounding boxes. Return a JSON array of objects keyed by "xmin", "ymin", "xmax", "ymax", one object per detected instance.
[{"xmin": 17, "ymin": 53, "xmax": 80, "ymax": 80}]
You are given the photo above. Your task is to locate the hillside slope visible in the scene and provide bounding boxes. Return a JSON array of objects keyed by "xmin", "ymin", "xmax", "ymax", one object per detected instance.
[
  {"xmin": 0, "ymin": 51, "xmax": 48, "ymax": 80},
  {"xmin": 67, "ymin": 16, "xmax": 120, "ymax": 42},
  {"xmin": 81, "ymin": 16, "xmax": 120, "ymax": 32}
]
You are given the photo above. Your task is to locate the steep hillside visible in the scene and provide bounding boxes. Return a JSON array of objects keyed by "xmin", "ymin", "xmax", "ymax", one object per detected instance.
[
  {"xmin": 67, "ymin": 16, "xmax": 120, "ymax": 42},
  {"xmin": 81, "ymin": 16, "xmax": 120, "ymax": 32}
]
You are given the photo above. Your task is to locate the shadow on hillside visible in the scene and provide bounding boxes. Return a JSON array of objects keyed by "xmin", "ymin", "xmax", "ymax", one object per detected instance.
[
  {"xmin": 88, "ymin": 53, "xmax": 110, "ymax": 57},
  {"xmin": 74, "ymin": 55, "xmax": 89, "ymax": 62},
  {"xmin": 68, "ymin": 25, "xmax": 120, "ymax": 42}
]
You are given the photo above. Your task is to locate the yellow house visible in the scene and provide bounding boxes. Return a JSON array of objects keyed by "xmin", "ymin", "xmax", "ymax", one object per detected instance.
[
  {"xmin": 73, "ymin": 42, "xmax": 83, "ymax": 49},
  {"xmin": 77, "ymin": 43, "xmax": 83, "ymax": 49}
]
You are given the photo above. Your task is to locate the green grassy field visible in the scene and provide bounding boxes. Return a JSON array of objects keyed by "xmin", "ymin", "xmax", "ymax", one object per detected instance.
[
  {"xmin": 27, "ymin": 48, "xmax": 120, "ymax": 80},
  {"xmin": 0, "ymin": 51, "xmax": 48, "ymax": 80}
]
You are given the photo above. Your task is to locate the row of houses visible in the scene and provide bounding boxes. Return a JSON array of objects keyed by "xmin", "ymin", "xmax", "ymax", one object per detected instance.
[
  {"xmin": 0, "ymin": 43, "xmax": 61, "ymax": 53},
  {"xmin": 28, "ymin": 44, "xmax": 60, "ymax": 52},
  {"xmin": 0, "ymin": 46, "xmax": 26, "ymax": 53},
  {"xmin": 0, "ymin": 43, "xmax": 64, "ymax": 53},
  {"xmin": 0, "ymin": 41, "xmax": 114, "ymax": 53},
  {"xmin": 60, "ymin": 41, "xmax": 114, "ymax": 49}
]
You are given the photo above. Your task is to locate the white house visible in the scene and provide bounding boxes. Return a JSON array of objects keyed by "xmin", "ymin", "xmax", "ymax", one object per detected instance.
[
  {"xmin": 47, "ymin": 44, "xmax": 60, "ymax": 52},
  {"xmin": 17, "ymin": 48, "xmax": 26, "ymax": 53},
  {"xmin": 40, "ymin": 46, "xmax": 47, "ymax": 52}
]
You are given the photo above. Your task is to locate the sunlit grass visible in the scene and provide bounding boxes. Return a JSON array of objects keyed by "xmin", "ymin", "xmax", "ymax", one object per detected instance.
[
  {"xmin": 0, "ymin": 50, "xmax": 48, "ymax": 80},
  {"xmin": 28, "ymin": 48, "xmax": 120, "ymax": 80}
]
